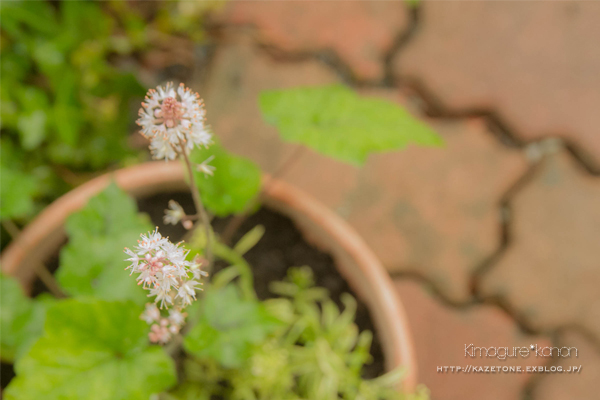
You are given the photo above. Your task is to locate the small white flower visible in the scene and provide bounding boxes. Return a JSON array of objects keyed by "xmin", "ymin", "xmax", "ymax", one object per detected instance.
[
  {"xmin": 124, "ymin": 248, "xmax": 141, "ymax": 273},
  {"xmin": 137, "ymin": 83, "xmax": 213, "ymax": 161},
  {"xmin": 163, "ymin": 200, "xmax": 185, "ymax": 225},
  {"xmin": 168, "ymin": 309, "xmax": 187, "ymax": 326},
  {"xmin": 188, "ymin": 126, "xmax": 213, "ymax": 149},
  {"xmin": 156, "ymin": 271, "xmax": 179, "ymax": 293},
  {"xmin": 137, "ymin": 269, "xmax": 158, "ymax": 289},
  {"xmin": 190, "ymin": 255, "xmax": 209, "ymax": 280},
  {"xmin": 141, "ymin": 303, "xmax": 161, "ymax": 324},
  {"xmin": 177, "ymin": 280, "xmax": 202, "ymax": 307},
  {"xmin": 149, "ymin": 133, "xmax": 178, "ymax": 161},
  {"xmin": 150, "ymin": 285, "xmax": 173, "ymax": 309},
  {"xmin": 196, "ymin": 155, "xmax": 216, "ymax": 177},
  {"xmin": 136, "ymin": 228, "xmax": 165, "ymax": 255}
]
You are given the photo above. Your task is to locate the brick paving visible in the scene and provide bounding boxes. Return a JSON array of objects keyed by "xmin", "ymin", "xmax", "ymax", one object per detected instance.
[
  {"xmin": 343, "ymin": 111, "xmax": 526, "ymax": 303},
  {"xmin": 481, "ymin": 150, "xmax": 600, "ymax": 338},
  {"xmin": 214, "ymin": 0, "xmax": 410, "ymax": 80},
  {"xmin": 199, "ymin": 2, "xmax": 600, "ymax": 399},
  {"xmin": 393, "ymin": 1, "xmax": 600, "ymax": 168}
]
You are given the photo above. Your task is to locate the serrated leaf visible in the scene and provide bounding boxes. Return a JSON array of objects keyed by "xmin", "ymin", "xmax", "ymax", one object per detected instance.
[
  {"xmin": 4, "ymin": 299, "xmax": 176, "ymax": 400},
  {"xmin": 259, "ymin": 84, "xmax": 443, "ymax": 165},
  {"xmin": 189, "ymin": 143, "xmax": 261, "ymax": 217},
  {"xmin": 55, "ymin": 182, "xmax": 152, "ymax": 305},
  {"xmin": 184, "ymin": 285, "xmax": 281, "ymax": 368}
]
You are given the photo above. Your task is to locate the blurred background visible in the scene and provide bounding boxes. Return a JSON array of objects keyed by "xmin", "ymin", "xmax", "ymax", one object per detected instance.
[{"xmin": 1, "ymin": 1, "xmax": 599, "ymax": 399}]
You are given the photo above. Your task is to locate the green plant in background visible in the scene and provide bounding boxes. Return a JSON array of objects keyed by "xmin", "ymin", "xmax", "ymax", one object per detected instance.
[
  {"xmin": 0, "ymin": 0, "xmax": 219, "ymax": 223},
  {"xmin": 1, "ymin": 80, "xmax": 440, "ymax": 399},
  {"xmin": 259, "ymin": 85, "xmax": 442, "ymax": 165},
  {"xmin": 1, "ymin": 0, "xmax": 143, "ymax": 220}
]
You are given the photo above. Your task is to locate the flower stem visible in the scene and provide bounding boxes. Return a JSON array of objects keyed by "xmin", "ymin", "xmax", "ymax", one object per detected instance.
[
  {"xmin": 180, "ymin": 147, "xmax": 213, "ymax": 265},
  {"xmin": 1, "ymin": 219, "xmax": 67, "ymax": 298}
]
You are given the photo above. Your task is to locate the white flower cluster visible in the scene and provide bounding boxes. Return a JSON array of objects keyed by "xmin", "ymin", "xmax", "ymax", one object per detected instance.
[
  {"xmin": 124, "ymin": 228, "xmax": 207, "ymax": 343},
  {"xmin": 137, "ymin": 83, "xmax": 213, "ymax": 160}
]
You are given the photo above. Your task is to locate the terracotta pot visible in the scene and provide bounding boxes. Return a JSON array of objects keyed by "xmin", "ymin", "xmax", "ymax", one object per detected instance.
[{"xmin": 1, "ymin": 161, "xmax": 417, "ymax": 391}]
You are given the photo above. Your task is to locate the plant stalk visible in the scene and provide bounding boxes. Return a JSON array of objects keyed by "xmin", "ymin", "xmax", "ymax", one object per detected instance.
[{"xmin": 180, "ymin": 146, "xmax": 213, "ymax": 265}]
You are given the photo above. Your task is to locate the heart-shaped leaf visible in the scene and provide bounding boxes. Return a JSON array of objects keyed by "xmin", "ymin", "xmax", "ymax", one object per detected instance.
[
  {"xmin": 5, "ymin": 299, "xmax": 176, "ymax": 400},
  {"xmin": 260, "ymin": 84, "xmax": 443, "ymax": 165},
  {"xmin": 189, "ymin": 143, "xmax": 261, "ymax": 217},
  {"xmin": 56, "ymin": 182, "xmax": 152, "ymax": 305}
]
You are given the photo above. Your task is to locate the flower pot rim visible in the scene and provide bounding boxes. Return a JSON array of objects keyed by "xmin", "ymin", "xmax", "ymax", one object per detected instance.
[{"xmin": 1, "ymin": 161, "xmax": 417, "ymax": 391}]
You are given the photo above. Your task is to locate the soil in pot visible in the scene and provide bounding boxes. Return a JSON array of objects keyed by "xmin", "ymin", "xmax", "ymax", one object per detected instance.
[{"xmin": 1, "ymin": 191, "xmax": 385, "ymax": 389}]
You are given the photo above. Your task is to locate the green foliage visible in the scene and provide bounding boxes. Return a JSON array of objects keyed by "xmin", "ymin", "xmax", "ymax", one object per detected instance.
[
  {"xmin": 259, "ymin": 85, "xmax": 443, "ymax": 165},
  {"xmin": 189, "ymin": 143, "xmax": 261, "ymax": 217},
  {"xmin": 1, "ymin": 0, "xmax": 144, "ymax": 160},
  {"xmin": 178, "ymin": 267, "xmax": 427, "ymax": 400},
  {"xmin": 56, "ymin": 182, "xmax": 152, "ymax": 305},
  {"xmin": 0, "ymin": 0, "xmax": 216, "ymax": 221},
  {"xmin": 0, "ymin": 0, "xmax": 141, "ymax": 220},
  {"xmin": 0, "ymin": 274, "xmax": 53, "ymax": 362},
  {"xmin": 184, "ymin": 284, "xmax": 282, "ymax": 368},
  {"xmin": 0, "ymin": 164, "xmax": 39, "ymax": 219},
  {"xmin": 0, "ymin": 137, "xmax": 64, "ymax": 221},
  {"xmin": 4, "ymin": 299, "xmax": 176, "ymax": 400},
  {"xmin": 233, "ymin": 224, "xmax": 265, "ymax": 256}
]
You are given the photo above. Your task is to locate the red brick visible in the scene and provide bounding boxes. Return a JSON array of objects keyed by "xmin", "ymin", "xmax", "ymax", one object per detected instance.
[
  {"xmin": 532, "ymin": 331, "xmax": 600, "ymax": 400},
  {"xmin": 394, "ymin": 1, "xmax": 600, "ymax": 166},
  {"xmin": 215, "ymin": 0, "xmax": 409, "ymax": 80},
  {"xmin": 481, "ymin": 151, "xmax": 600, "ymax": 339},
  {"xmin": 344, "ymin": 107, "xmax": 526, "ymax": 302},
  {"xmin": 395, "ymin": 280, "xmax": 551, "ymax": 400}
]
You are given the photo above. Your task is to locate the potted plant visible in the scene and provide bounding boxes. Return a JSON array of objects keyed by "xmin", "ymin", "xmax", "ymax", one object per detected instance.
[{"xmin": 1, "ymin": 83, "xmax": 442, "ymax": 399}]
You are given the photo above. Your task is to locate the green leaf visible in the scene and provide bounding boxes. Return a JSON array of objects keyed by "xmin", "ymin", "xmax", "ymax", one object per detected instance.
[
  {"xmin": 0, "ymin": 165, "xmax": 39, "ymax": 218},
  {"xmin": 56, "ymin": 182, "xmax": 152, "ymax": 305},
  {"xmin": 189, "ymin": 143, "xmax": 261, "ymax": 217},
  {"xmin": 53, "ymin": 103, "xmax": 82, "ymax": 146},
  {"xmin": 233, "ymin": 224, "xmax": 265, "ymax": 255},
  {"xmin": 4, "ymin": 299, "xmax": 176, "ymax": 400},
  {"xmin": 1, "ymin": 273, "xmax": 30, "ymax": 361},
  {"xmin": 259, "ymin": 84, "xmax": 443, "ymax": 165},
  {"xmin": 17, "ymin": 110, "xmax": 47, "ymax": 150},
  {"xmin": 0, "ymin": 274, "xmax": 55, "ymax": 362},
  {"xmin": 184, "ymin": 285, "xmax": 281, "ymax": 368},
  {"xmin": 0, "ymin": 0, "xmax": 59, "ymax": 37},
  {"xmin": 52, "ymin": 72, "xmax": 82, "ymax": 146}
]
